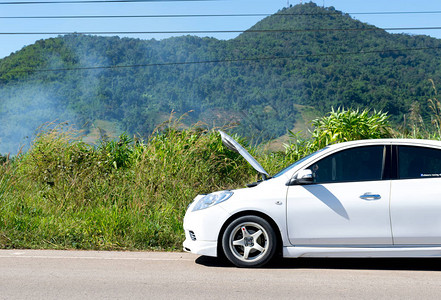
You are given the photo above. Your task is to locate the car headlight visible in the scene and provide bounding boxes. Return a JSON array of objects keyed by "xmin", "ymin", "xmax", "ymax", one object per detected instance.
[{"xmin": 192, "ymin": 191, "xmax": 233, "ymax": 211}]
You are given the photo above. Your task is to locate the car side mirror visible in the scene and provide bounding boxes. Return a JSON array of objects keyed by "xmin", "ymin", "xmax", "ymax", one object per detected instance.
[{"xmin": 286, "ymin": 169, "xmax": 314, "ymax": 186}]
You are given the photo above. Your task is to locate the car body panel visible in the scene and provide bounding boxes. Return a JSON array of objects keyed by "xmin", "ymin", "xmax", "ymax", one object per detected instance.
[
  {"xmin": 219, "ymin": 130, "xmax": 269, "ymax": 178},
  {"xmin": 391, "ymin": 178, "xmax": 441, "ymax": 244},
  {"xmin": 287, "ymin": 180, "xmax": 392, "ymax": 245},
  {"xmin": 283, "ymin": 246, "xmax": 441, "ymax": 258},
  {"xmin": 217, "ymin": 177, "xmax": 291, "ymax": 246}
]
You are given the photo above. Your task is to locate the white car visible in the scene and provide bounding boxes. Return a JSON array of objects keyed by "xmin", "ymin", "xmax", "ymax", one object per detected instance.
[{"xmin": 183, "ymin": 131, "xmax": 441, "ymax": 267}]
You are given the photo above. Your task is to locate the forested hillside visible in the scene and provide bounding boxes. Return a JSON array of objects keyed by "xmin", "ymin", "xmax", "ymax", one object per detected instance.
[{"xmin": 1, "ymin": 2, "xmax": 441, "ymax": 153}]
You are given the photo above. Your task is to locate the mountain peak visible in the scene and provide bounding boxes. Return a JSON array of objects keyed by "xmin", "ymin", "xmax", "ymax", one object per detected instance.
[{"xmin": 244, "ymin": 2, "xmax": 372, "ymax": 34}]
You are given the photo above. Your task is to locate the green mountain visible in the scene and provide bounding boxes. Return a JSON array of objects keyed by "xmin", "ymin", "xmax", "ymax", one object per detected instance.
[{"xmin": 1, "ymin": 2, "xmax": 441, "ymax": 153}]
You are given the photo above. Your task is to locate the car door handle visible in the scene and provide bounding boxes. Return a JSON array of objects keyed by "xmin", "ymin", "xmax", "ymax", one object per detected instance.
[{"xmin": 359, "ymin": 193, "xmax": 381, "ymax": 200}]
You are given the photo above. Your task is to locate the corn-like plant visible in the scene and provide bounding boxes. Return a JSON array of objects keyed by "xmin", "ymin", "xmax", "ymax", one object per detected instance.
[
  {"xmin": 284, "ymin": 108, "xmax": 392, "ymax": 164},
  {"xmin": 311, "ymin": 108, "xmax": 392, "ymax": 148}
]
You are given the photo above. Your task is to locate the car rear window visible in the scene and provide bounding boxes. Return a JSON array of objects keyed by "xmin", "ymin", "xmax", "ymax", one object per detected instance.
[{"xmin": 398, "ymin": 146, "xmax": 441, "ymax": 179}]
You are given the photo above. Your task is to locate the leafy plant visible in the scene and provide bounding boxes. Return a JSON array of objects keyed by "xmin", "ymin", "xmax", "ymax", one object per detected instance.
[
  {"xmin": 98, "ymin": 133, "xmax": 135, "ymax": 170},
  {"xmin": 310, "ymin": 108, "xmax": 392, "ymax": 148},
  {"xmin": 284, "ymin": 108, "xmax": 392, "ymax": 163}
]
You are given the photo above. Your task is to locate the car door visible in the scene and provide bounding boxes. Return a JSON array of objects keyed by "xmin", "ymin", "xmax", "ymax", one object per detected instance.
[
  {"xmin": 390, "ymin": 145, "xmax": 441, "ymax": 244},
  {"xmin": 287, "ymin": 145, "xmax": 393, "ymax": 245}
]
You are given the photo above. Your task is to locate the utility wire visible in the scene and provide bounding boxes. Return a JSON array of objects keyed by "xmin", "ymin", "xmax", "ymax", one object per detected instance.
[
  {"xmin": 351, "ymin": 11, "xmax": 441, "ymax": 15},
  {"xmin": 0, "ymin": 0, "xmax": 211, "ymax": 4},
  {"xmin": 3, "ymin": 10, "xmax": 441, "ymax": 20},
  {"xmin": 3, "ymin": 11, "xmax": 441, "ymax": 19},
  {"xmin": 6, "ymin": 45, "xmax": 441, "ymax": 74},
  {"xmin": 0, "ymin": 14, "xmax": 272, "ymax": 19},
  {"xmin": 2, "ymin": 27, "xmax": 441, "ymax": 35}
]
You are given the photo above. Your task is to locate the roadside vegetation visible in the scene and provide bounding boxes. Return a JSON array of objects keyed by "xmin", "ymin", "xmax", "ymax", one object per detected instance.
[{"xmin": 1, "ymin": 103, "xmax": 441, "ymax": 251}]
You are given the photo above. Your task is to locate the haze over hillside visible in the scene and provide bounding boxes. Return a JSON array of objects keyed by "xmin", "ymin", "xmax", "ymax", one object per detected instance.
[{"xmin": 1, "ymin": 2, "xmax": 441, "ymax": 153}]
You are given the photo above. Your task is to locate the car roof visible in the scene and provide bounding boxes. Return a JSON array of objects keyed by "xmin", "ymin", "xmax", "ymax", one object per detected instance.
[{"xmin": 325, "ymin": 138, "xmax": 441, "ymax": 150}]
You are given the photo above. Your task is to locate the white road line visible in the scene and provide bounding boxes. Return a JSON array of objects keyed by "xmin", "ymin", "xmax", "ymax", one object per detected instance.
[{"xmin": 0, "ymin": 255, "xmax": 194, "ymax": 261}]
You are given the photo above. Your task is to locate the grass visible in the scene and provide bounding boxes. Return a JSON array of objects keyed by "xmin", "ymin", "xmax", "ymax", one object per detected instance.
[{"xmin": 0, "ymin": 118, "xmax": 257, "ymax": 250}]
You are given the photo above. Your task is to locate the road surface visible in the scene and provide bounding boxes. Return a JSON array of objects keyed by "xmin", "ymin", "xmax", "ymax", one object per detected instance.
[{"xmin": 1, "ymin": 249, "xmax": 441, "ymax": 299}]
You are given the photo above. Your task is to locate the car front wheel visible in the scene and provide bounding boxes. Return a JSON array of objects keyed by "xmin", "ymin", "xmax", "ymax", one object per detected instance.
[{"xmin": 222, "ymin": 215, "xmax": 277, "ymax": 267}]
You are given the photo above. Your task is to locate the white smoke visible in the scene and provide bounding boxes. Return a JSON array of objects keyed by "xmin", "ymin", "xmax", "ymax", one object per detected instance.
[{"xmin": 0, "ymin": 83, "xmax": 78, "ymax": 154}]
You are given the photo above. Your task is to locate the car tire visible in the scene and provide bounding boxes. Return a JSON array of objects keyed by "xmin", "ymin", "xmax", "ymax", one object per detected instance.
[{"xmin": 222, "ymin": 215, "xmax": 277, "ymax": 268}]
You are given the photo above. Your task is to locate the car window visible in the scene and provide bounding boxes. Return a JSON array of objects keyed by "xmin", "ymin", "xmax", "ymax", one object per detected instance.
[
  {"xmin": 398, "ymin": 146, "xmax": 441, "ymax": 179},
  {"xmin": 272, "ymin": 147, "xmax": 328, "ymax": 178},
  {"xmin": 307, "ymin": 146, "xmax": 384, "ymax": 184}
]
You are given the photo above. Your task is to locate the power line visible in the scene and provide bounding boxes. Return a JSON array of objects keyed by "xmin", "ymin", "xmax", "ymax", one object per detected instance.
[
  {"xmin": 2, "ymin": 11, "xmax": 441, "ymax": 19},
  {"xmin": 0, "ymin": 14, "xmax": 272, "ymax": 19},
  {"xmin": 6, "ymin": 45, "xmax": 441, "ymax": 74},
  {"xmin": 2, "ymin": 27, "xmax": 441, "ymax": 35},
  {"xmin": 351, "ymin": 11, "xmax": 441, "ymax": 15},
  {"xmin": 0, "ymin": 0, "xmax": 211, "ymax": 4}
]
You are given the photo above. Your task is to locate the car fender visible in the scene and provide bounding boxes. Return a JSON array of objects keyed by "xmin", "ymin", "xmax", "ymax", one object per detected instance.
[{"xmin": 217, "ymin": 178, "xmax": 290, "ymax": 246}]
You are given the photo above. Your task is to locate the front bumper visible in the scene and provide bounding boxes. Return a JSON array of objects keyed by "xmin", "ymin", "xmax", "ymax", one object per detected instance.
[
  {"xmin": 183, "ymin": 238, "xmax": 218, "ymax": 257},
  {"xmin": 182, "ymin": 198, "xmax": 231, "ymax": 257}
]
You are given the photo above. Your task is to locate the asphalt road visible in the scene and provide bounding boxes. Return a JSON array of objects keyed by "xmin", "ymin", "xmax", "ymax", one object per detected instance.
[{"xmin": 1, "ymin": 250, "xmax": 441, "ymax": 299}]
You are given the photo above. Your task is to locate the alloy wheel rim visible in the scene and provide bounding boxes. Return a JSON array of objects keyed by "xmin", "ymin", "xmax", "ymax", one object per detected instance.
[{"xmin": 229, "ymin": 222, "xmax": 269, "ymax": 262}]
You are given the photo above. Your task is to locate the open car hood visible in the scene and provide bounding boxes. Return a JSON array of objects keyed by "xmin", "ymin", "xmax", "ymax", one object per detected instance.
[{"xmin": 219, "ymin": 130, "xmax": 270, "ymax": 180}]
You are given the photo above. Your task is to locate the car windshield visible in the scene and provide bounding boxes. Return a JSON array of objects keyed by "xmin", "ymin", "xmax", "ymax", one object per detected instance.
[{"xmin": 272, "ymin": 147, "xmax": 328, "ymax": 178}]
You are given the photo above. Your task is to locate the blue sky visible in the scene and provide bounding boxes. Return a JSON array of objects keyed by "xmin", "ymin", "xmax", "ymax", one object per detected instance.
[{"xmin": 1, "ymin": 0, "xmax": 441, "ymax": 59}]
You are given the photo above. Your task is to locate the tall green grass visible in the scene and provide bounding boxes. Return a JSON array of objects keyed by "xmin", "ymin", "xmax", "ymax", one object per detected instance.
[{"xmin": 0, "ymin": 119, "xmax": 257, "ymax": 250}]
